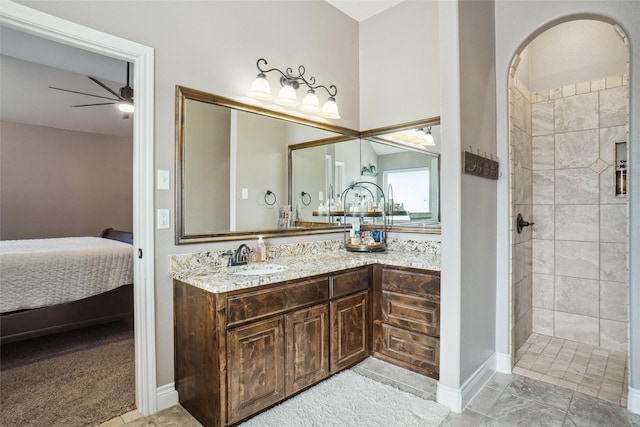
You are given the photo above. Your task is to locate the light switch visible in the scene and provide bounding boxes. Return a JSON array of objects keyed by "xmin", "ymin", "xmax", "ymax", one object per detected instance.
[
  {"xmin": 318, "ymin": 191, "xmax": 323, "ymax": 201},
  {"xmin": 241, "ymin": 188, "xmax": 249, "ymax": 200},
  {"xmin": 157, "ymin": 170, "xmax": 170, "ymax": 190},
  {"xmin": 157, "ymin": 209, "xmax": 170, "ymax": 229}
]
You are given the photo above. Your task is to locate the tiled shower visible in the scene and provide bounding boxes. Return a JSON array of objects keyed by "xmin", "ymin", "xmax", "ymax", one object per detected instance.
[{"xmin": 510, "ymin": 72, "xmax": 630, "ymax": 363}]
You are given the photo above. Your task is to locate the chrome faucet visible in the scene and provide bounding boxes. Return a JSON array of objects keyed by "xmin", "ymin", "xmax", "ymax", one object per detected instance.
[{"xmin": 223, "ymin": 243, "xmax": 252, "ymax": 266}]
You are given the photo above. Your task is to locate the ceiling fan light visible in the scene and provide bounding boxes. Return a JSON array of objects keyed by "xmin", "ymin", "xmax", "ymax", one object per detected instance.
[
  {"xmin": 247, "ymin": 73, "xmax": 272, "ymax": 100},
  {"xmin": 300, "ymin": 89, "xmax": 320, "ymax": 113},
  {"xmin": 118, "ymin": 101, "xmax": 134, "ymax": 113},
  {"xmin": 319, "ymin": 97, "xmax": 340, "ymax": 119}
]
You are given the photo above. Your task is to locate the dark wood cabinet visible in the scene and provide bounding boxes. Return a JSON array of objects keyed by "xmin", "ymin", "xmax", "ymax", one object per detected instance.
[
  {"xmin": 227, "ymin": 317, "xmax": 285, "ymax": 424},
  {"xmin": 285, "ymin": 304, "xmax": 329, "ymax": 394},
  {"xmin": 174, "ymin": 266, "xmax": 371, "ymax": 427},
  {"xmin": 174, "ymin": 264, "xmax": 441, "ymax": 426},
  {"xmin": 373, "ymin": 265, "xmax": 441, "ymax": 379},
  {"xmin": 330, "ymin": 290, "xmax": 369, "ymax": 373}
]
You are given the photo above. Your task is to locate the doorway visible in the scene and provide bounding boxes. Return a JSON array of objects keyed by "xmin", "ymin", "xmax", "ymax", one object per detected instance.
[
  {"xmin": 509, "ymin": 19, "xmax": 630, "ymax": 406},
  {"xmin": 0, "ymin": 1, "xmax": 157, "ymax": 416}
]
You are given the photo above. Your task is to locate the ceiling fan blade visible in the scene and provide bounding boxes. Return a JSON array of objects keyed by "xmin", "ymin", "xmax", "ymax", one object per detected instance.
[
  {"xmin": 71, "ymin": 102, "xmax": 117, "ymax": 107},
  {"xmin": 49, "ymin": 86, "xmax": 119, "ymax": 102},
  {"xmin": 89, "ymin": 77, "xmax": 123, "ymax": 100}
]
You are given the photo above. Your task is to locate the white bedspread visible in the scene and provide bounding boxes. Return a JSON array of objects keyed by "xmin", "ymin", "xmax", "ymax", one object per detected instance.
[{"xmin": 0, "ymin": 237, "xmax": 133, "ymax": 313}]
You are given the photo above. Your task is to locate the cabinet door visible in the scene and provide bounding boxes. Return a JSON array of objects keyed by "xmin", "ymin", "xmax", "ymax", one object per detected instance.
[
  {"xmin": 330, "ymin": 291, "xmax": 369, "ymax": 373},
  {"xmin": 227, "ymin": 317, "xmax": 285, "ymax": 424},
  {"xmin": 285, "ymin": 304, "xmax": 329, "ymax": 395}
]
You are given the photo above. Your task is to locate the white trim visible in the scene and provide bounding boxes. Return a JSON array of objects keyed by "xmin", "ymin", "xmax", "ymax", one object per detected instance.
[
  {"xmin": 0, "ymin": 1, "xmax": 157, "ymax": 416},
  {"xmin": 495, "ymin": 352, "xmax": 512, "ymax": 374},
  {"xmin": 437, "ymin": 354, "xmax": 496, "ymax": 413},
  {"xmin": 156, "ymin": 383, "xmax": 179, "ymax": 411},
  {"xmin": 629, "ymin": 386, "xmax": 640, "ymax": 415},
  {"xmin": 460, "ymin": 354, "xmax": 496, "ymax": 410},
  {"xmin": 436, "ymin": 381, "xmax": 462, "ymax": 413}
]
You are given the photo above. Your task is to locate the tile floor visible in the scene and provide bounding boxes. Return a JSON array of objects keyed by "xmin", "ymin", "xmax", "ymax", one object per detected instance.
[
  {"xmin": 99, "ymin": 357, "xmax": 640, "ymax": 427},
  {"xmin": 514, "ymin": 333, "xmax": 629, "ymax": 406}
]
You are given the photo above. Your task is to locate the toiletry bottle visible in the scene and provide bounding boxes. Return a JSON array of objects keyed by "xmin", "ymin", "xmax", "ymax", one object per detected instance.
[
  {"xmin": 255, "ymin": 236, "xmax": 267, "ymax": 262},
  {"xmin": 616, "ymin": 160, "xmax": 627, "ymax": 196}
]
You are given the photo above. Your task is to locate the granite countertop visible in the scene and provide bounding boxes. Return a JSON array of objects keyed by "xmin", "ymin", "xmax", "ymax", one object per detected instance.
[{"xmin": 170, "ymin": 247, "xmax": 440, "ymax": 294}]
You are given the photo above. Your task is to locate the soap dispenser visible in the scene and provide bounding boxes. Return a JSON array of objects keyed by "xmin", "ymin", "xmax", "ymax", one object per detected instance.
[{"xmin": 255, "ymin": 236, "xmax": 267, "ymax": 262}]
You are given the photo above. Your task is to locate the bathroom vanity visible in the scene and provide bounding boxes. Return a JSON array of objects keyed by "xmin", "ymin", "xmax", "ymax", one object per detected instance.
[{"xmin": 172, "ymin": 248, "xmax": 440, "ymax": 427}]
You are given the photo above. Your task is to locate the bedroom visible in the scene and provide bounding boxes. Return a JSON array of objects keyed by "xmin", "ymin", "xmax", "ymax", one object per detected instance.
[{"xmin": 0, "ymin": 30, "xmax": 136, "ymax": 425}]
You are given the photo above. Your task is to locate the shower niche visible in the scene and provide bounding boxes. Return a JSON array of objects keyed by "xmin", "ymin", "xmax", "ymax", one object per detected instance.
[{"xmin": 615, "ymin": 141, "xmax": 627, "ymax": 197}]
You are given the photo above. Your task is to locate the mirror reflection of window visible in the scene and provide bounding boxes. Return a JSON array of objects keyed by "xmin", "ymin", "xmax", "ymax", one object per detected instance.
[{"xmin": 384, "ymin": 168, "xmax": 430, "ymax": 217}]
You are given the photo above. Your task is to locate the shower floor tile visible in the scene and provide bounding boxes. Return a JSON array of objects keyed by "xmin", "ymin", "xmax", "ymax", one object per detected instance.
[{"xmin": 514, "ymin": 333, "xmax": 628, "ymax": 406}]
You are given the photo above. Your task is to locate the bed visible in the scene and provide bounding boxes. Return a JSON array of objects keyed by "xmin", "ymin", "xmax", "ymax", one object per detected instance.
[{"xmin": 0, "ymin": 228, "xmax": 134, "ymax": 344}]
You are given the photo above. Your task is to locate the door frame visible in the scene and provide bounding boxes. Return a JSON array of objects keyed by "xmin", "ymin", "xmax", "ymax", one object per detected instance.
[{"xmin": 0, "ymin": 1, "xmax": 157, "ymax": 415}]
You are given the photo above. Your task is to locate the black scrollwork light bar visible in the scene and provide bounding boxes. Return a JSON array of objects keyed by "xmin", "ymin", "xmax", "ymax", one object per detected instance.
[{"xmin": 247, "ymin": 58, "xmax": 340, "ymax": 119}]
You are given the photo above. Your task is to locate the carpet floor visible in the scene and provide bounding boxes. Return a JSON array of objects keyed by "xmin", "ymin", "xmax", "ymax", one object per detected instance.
[
  {"xmin": 1, "ymin": 320, "xmax": 135, "ymax": 426},
  {"xmin": 239, "ymin": 369, "xmax": 450, "ymax": 426}
]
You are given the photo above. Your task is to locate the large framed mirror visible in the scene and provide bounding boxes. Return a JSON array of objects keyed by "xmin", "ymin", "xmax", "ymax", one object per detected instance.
[
  {"xmin": 290, "ymin": 118, "xmax": 441, "ymax": 233},
  {"xmin": 176, "ymin": 85, "xmax": 440, "ymax": 244},
  {"xmin": 175, "ymin": 86, "xmax": 358, "ymax": 244}
]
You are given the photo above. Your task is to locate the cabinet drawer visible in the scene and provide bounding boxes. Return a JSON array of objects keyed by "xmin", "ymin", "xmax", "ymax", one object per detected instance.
[
  {"xmin": 381, "ymin": 290, "xmax": 439, "ymax": 337},
  {"xmin": 226, "ymin": 277, "xmax": 328, "ymax": 326},
  {"xmin": 381, "ymin": 267, "xmax": 440, "ymax": 302},
  {"xmin": 330, "ymin": 267, "xmax": 369, "ymax": 299},
  {"xmin": 379, "ymin": 323, "xmax": 439, "ymax": 379}
]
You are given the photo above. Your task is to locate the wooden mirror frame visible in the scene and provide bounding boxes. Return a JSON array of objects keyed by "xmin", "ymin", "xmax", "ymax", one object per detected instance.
[
  {"xmin": 176, "ymin": 85, "xmax": 440, "ymax": 244},
  {"xmin": 175, "ymin": 86, "xmax": 358, "ymax": 244}
]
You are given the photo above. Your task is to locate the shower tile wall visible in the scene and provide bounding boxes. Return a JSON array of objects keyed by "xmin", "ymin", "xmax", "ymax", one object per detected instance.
[
  {"xmin": 529, "ymin": 74, "xmax": 629, "ymax": 353},
  {"xmin": 510, "ymin": 76, "xmax": 533, "ymax": 359}
]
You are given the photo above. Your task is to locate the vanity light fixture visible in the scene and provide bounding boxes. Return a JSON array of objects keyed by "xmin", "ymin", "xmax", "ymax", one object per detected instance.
[
  {"xmin": 388, "ymin": 127, "xmax": 436, "ymax": 147},
  {"xmin": 247, "ymin": 58, "xmax": 340, "ymax": 119},
  {"xmin": 423, "ymin": 127, "xmax": 435, "ymax": 146}
]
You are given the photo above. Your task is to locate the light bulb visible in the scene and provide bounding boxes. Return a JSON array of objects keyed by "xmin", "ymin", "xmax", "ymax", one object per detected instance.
[
  {"xmin": 300, "ymin": 89, "xmax": 320, "ymax": 113},
  {"xmin": 247, "ymin": 73, "xmax": 272, "ymax": 100},
  {"xmin": 118, "ymin": 101, "xmax": 134, "ymax": 113},
  {"xmin": 319, "ymin": 97, "xmax": 340, "ymax": 119},
  {"xmin": 275, "ymin": 83, "xmax": 298, "ymax": 106},
  {"xmin": 425, "ymin": 127, "xmax": 435, "ymax": 146}
]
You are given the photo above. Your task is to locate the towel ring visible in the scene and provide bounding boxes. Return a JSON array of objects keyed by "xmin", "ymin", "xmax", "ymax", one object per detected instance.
[
  {"xmin": 264, "ymin": 190, "xmax": 277, "ymax": 206},
  {"xmin": 301, "ymin": 191, "xmax": 311, "ymax": 206}
]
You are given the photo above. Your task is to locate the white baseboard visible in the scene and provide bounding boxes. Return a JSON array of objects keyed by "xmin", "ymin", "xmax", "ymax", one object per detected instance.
[
  {"xmin": 437, "ymin": 353, "xmax": 496, "ymax": 413},
  {"xmin": 629, "ymin": 386, "xmax": 640, "ymax": 415},
  {"xmin": 437, "ymin": 381, "xmax": 462, "ymax": 413},
  {"xmin": 495, "ymin": 352, "xmax": 511, "ymax": 373},
  {"xmin": 157, "ymin": 383, "xmax": 179, "ymax": 411}
]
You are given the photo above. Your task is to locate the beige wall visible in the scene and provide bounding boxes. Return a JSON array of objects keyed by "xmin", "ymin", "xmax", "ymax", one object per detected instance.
[
  {"xmin": 0, "ymin": 120, "xmax": 133, "ymax": 239},
  {"xmin": 18, "ymin": 0, "xmax": 360, "ymax": 386}
]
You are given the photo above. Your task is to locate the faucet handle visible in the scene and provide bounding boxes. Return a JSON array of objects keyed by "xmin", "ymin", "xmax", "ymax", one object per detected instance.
[{"xmin": 222, "ymin": 251, "xmax": 234, "ymax": 266}]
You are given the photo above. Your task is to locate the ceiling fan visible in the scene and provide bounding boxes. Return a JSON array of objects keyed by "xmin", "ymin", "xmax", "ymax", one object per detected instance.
[{"xmin": 49, "ymin": 62, "xmax": 134, "ymax": 119}]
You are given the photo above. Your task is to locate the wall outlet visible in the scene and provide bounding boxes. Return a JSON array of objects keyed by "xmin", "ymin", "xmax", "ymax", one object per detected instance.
[{"xmin": 157, "ymin": 209, "xmax": 170, "ymax": 229}]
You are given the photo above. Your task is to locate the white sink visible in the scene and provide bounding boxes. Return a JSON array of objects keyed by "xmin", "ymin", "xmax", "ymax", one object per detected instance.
[{"xmin": 231, "ymin": 263, "xmax": 288, "ymax": 276}]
